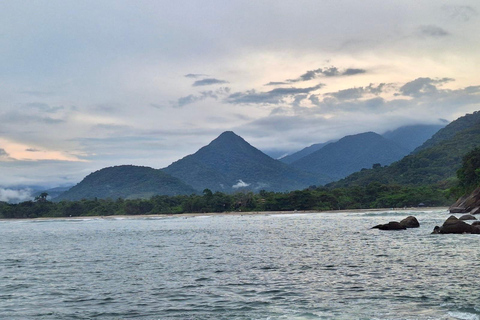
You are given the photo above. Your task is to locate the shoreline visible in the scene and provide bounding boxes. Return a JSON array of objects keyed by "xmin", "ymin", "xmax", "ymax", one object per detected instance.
[{"xmin": 1, "ymin": 206, "xmax": 449, "ymax": 222}]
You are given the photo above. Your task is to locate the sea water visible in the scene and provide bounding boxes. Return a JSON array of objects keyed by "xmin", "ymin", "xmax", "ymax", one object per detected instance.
[{"xmin": 1, "ymin": 209, "xmax": 479, "ymax": 320}]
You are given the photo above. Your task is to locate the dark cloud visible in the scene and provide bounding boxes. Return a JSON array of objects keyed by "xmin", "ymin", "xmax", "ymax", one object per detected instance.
[
  {"xmin": 0, "ymin": 148, "xmax": 10, "ymax": 158},
  {"xmin": 192, "ymin": 78, "xmax": 229, "ymax": 86},
  {"xmin": 26, "ymin": 148, "xmax": 41, "ymax": 152},
  {"xmin": 328, "ymin": 87, "xmax": 365, "ymax": 100},
  {"xmin": 264, "ymin": 81, "xmax": 289, "ymax": 86},
  {"xmin": 343, "ymin": 68, "xmax": 366, "ymax": 76},
  {"xmin": 184, "ymin": 73, "xmax": 208, "ymax": 79},
  {"xmin": 23, "ymin": 103, "xmax": 64, "ymax": 113},
  {"xmin": 277, "ymin": 66, "xmax": 367, "ymax": 84},
  {"xmin": 399, "ymin": 77, "xmax": 453, "ymax": 97},
  {"xmin": 418, "ymin": 25, "xmax": 449, "ymax": 37},
  {"xmin": 442, "ymin": 5, "xmax": 477, "ymax": 22},
  {"xmin": 226, "ymin": 84, "xmax": 324, "ymax": 105},
  {"xmin": 0, "ymin": 111, "xmax": 65, "ymax": 125},
  {"xmin": 324, "ymin": 83, "xmax": 387, "ymax": 101},
  {"xmin": 173, "ymin": 87, "xmax": 231, "ymax": 107}
]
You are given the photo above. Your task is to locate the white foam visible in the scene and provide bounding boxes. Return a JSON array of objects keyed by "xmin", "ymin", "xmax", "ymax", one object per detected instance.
[{"xmin": 448, "ymin": 311, "xmax": 480, "ymax": 320}]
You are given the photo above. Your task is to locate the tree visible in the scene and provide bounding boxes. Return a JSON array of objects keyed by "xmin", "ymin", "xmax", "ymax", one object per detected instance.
[{"xmin": 35, "ymin": 192, "xmax": 49, "ymax": 203}]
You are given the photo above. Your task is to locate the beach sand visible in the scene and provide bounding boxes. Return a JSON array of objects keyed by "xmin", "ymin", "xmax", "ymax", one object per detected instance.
[{"xmin": 8, "ymin": 206, "xmax": 449, "ymax": 221}]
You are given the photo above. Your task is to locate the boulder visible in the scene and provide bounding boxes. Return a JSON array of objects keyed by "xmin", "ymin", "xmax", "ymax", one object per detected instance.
[
  {"xmin": 399, "ymin": 216, "xmax": 420, "ymax": 228},
  {"xmin": 372, "ymin": 221, "xmax": 407, "ymax": 231},
  {"xmin": 449, "ymin": 188, "xmax": 480, "ymax": 214},
  {"xmin": 472, "ymin": 221, "xmax": 480, "ymax": 226},
  {"xmin": 471, "ymin": 207, "xmax": 480, "ymax": 215},
  {"xmin": 459, "ymin": 214, "xmax": 477, "ymax": 221},
  {"xmin": 433, "ymin": 215, "xmax": 480, "ymax": 234}
]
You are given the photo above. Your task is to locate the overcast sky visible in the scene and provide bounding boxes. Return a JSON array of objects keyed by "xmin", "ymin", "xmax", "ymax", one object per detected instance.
[{"xmin": 1, "ymin": 0, "xmax": 480, "ymax": 188}]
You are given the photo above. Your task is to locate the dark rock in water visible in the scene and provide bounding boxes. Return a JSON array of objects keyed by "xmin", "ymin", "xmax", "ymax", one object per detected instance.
[
  {"xmin": 472, "ymin": 221, "xmax": 480, "ymax": 226},
  {"xmin": 450, "ymin": 206, "xmax": 468, "ymax": 214},
  {"xmin": 459, "ymin": 214, "xmax": 477, "ymax": 221},
  {"xmin": 399, "ymin": 216, "xmax": 420, "ymax": 228},
  {"xmin": 449, "ymin": 187, "xmax": 480, "ymax": 214},
  {"xmin": 433, "ymin": 215, "xmax": 480, "ymax": 234},
  {"xmin": 372, "ymin": 221, "xmax": 407, "ymax": 231}
]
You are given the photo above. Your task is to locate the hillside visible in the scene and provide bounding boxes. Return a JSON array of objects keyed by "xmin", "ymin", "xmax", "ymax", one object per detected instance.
[
  {"xmin": 330, "ymin": 112, "xmax": 480, "ymax": 188},
  {"xmin": 55, "ymin": 165, "xmax": 196, "ymax": 201},
  {"xmin": 382, "ymin": 123, "xmax": 446, "ymax": 152},
  {"xmin": 163, "ymin": 131, "xmax": 323, "ymax": 192},
  {"xmin": 414, "ymin": 111, "xmax": 480, "ymax": 152},
  {"xmin": 291, "ymin": 132, "xmax": 410, "ymax": 181},
  {"xmin": 279, "ymin": 141, "xmax": 333, "ymax": 164}
]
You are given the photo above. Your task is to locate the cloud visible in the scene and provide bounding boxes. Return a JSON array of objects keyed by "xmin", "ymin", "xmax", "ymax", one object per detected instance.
[
  {"xmin": 343, "ymin": 68, "xmax": 366, "ymax": 76},
  {"xmin": 226, "ymin": 84, "xmax": 324, "ymax": 105},
  {"xmin": 184, "ymin": 73, "xmax": 208, "ymax": 79},
  {"xmin": 264, "ymin": 81, "xmax": 289, "ymax": 86},
  {"xmin": 0, "ymin": 148, "xmax": 11, "ymax": 160},
  {"xmin": 192, "ymin": 78, "xmax": 229, "ymax": 86},
  {"xmin": 399, "ymin": 77, "xmax": 454, "ymax": 97},
  {"xmin": 26, "ymin": 148, "xmax": 41, "ymax": 152},
  {"xmin": 22, "ymin": 102, "xmax": 64, "ymax": 113},
  {"xmin": 0, "ymin": 188, "xmax": 33, "ymax": 203},
  {"xmin": 418, "ymin": 25, "xmax": 450, "ymax": 38},
  {"xmin": 173, "ymin": 87, "xmax": 231, "ymax": 107},
  {"xmin": 442, "ymin": 5, "xmax": 477, "ymax": 22},
  {"xmin": 324, "ymin": 83, "xmax": 387, "ymax": 101},
  {"xmin": 232, "ymin": 179, "xmax": 250, "ymax": 189}
]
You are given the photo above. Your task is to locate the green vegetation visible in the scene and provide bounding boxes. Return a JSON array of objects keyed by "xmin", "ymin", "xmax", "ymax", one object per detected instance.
[
  {"xmin": 452, "ymin": 147, "xmax": 480, "ymax": 197},
  {"xmin": 56, "ymin": 165, "xmax": 197, "ymax": 201},
  {"xmin": 0, "ymin": 184, "xmax": 452, "ymax": 219},
  {"xmin": 291, "ymin": 132, "xmax": 410, "ymax": 182},
  {"xmin": 163, "ymin": 131, "xmax": 323, "ymax": 192},
  {"xmin": 331, "ymin": 119, "xmax": 480, "ymax": 188}
]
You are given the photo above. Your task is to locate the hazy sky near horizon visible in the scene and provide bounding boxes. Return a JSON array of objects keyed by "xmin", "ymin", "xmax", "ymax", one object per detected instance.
[{"xmin": 1, "ymin": 0, "xmax": 480, "ymax": 187}]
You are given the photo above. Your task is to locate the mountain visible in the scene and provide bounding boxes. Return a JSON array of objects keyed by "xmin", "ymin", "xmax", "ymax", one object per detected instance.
[
  {"xmin": 162, "ymin": 131, "xmax": 323, "ymax": 192},
  {"xmin": 279, "ymin": 141, "xmax": 333, "ymax": 164},
  {"xmin": 414, "ymin": 111, "xmax": 480, "ymax": 153},
  {"xmin": 382, "ymin": 123, "xmax": 447, "ymax": 152},
  {"xmin": 330, "ymin": 111, "xmax": 480, "ymax": 188},
  {"xmin": 291, "ymin": 132, "xmax": 410, "ymax": 181},
  {"xmin": 55, "ymin": 165, "xmax": 196, "ymax": 201}
]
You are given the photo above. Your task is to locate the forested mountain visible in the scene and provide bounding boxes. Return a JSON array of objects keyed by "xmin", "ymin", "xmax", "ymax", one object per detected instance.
[
  {"xmin": 163, "ymin": 131, "xmax": 323, "ymax": 192},
  {"xmin": 55, "ymin": 165, "xmax": 196, "ymax": 201},
  {"xmin": 291, "ymin": 132, "xmax": 410, "ymax": 181},
  {"xmin": 330, "ymin": 111, "xmax": 480, "ymax": 188},
  {"xmin": 279, "ymin": 141, "xmax": 333, "ymax": 164},
  {"xmin": 382, "ymin": 123, "xmax": 446, "ymax": 152},
  {"xmin": 414, "ymin": 111, "xmax": 480, "ymax": 153}
]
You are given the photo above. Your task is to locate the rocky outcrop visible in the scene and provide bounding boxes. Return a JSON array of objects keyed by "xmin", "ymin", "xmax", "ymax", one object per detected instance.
[
  {"xmin": 449, "ymin": 187, "xmax": 480, "ymax": 214},
  {"xmin": 372, "ymin": 216, "xmax": 419, "ymax": 231},
  {"xmin": 432, "ymin": 215, "xmax": 480, "ymax": 234},
  {"xmin": 372, "ymin": 221, "xmax": 407, "ymax": 231},
  {"xmin": 399, "ymin": 216, "xmax": 420, "ymax": 228},
  {"xmin": 459, "ymin": 214, "xmax": 477, "ymax": 221}
]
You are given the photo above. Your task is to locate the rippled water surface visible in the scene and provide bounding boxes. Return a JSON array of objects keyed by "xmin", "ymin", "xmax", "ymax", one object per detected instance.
[{"xmin": 1, "ymin": 209, "xmax": 480, "ymax": 319}]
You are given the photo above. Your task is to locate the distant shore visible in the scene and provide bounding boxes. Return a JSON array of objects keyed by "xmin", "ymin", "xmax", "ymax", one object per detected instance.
[{"xmin": 2, "ymin": 206, "xmax": 449, "ymax": 221}]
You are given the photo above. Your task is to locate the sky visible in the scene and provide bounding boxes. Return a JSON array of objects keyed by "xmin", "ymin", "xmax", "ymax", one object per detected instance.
[{"xmin": 1, "ymin": 0, "xmax": 480, "ymax": 191}]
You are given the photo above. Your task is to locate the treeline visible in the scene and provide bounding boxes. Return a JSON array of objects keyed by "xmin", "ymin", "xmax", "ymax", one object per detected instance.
[{"xmin": 0, "ymin": 183, "xmax": 452, "ymax": 219}]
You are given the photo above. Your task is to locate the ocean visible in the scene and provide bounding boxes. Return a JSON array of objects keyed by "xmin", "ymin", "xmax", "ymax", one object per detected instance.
[{"xmin": 1, "ymin": 209, "xmax": 479, "ymax": 320}]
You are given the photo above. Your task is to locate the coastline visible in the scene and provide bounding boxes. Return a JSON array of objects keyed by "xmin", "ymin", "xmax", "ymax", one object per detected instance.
[{"xmin": 2, "ymin": 206, "xmax": 449, "ymax": 222}]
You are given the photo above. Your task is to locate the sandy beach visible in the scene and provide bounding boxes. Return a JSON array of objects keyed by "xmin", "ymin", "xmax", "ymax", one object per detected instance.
[{"xmin": 5, "ymin": 206, "xmax": 449, "ymax": 222}]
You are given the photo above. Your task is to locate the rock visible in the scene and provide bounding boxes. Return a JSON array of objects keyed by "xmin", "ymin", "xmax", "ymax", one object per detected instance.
[
  {"xmin": 471, "ymin": 207, "xmax": 480, "ymax": 215},
  {"xmin": 450, "ymin": 188, "xmax": 480, "ymax": 213},
  {"xmin": 450, "ymin": 206, "xmax": 469, "ymax": 214},
  {"xmin": 433, "ymin": 215, "xmax": 480, "ymax": 234},
  {"xmin": 459, "ymin": 214, "xmax": 477, "ymax": 221},
  {"xmin": 399, "ymin": 216, "xmax": 420, "ymax": 228},
  {"xmin": 472, "ymin": 221, "xmax": 480, "ymax": 226},
  {"xmin": 372, "ymin": 221, "xmax": 407, "ymax": 231}
]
